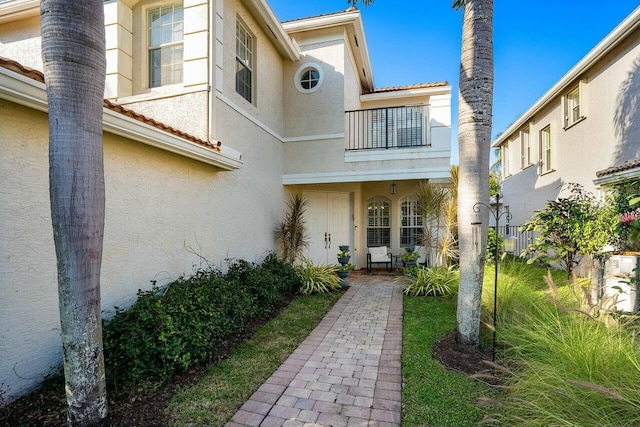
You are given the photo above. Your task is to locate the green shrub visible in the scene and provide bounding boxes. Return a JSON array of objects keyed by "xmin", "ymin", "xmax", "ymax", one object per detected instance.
[
  {"xmin": 400, "ymin": 265, "xmax": 458, "ymax": 296},
  {"xmin": 486, "ymin": 227, "xmax": 503, "ymax": 264},
  {"xmin": 102, "ymin": 254, "xmax": 300, "ymax": 393},
  {"xmin": 295, "ymin": 257, "xmax": 341, "ymax": 295}
]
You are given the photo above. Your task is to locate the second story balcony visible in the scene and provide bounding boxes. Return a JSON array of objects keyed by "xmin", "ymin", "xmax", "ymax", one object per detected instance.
[{"xmin": 345, "ymin": 105, "xmax": 430, "ymax": 151}]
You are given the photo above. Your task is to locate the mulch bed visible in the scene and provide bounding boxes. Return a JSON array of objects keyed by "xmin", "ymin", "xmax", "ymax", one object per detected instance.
[{"xmin": 432, "ymin": 330, "xmax": 499, "ymax": 385}]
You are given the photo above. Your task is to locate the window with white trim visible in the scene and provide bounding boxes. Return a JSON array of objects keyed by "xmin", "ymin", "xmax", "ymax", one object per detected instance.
[
  {"xmin": 367, "ymin": 197, "xmax": 390, "ymax": 247},
  {"xmin": 294, "ymin": 63, "xmax": 324, "ymax": 93},
  {"xmin": 539, "ymin": 125, "xmax": 552, "ymax": 174},
  {"xmin": 520, "ymin": 126, "xmax": 531, "ymax": 169},
  {"xmin": 502, "ymin": 143, "xmax": 510, "ymax": 177},
  {"xmin": 564, "ymin": 84, "xmax": 582, "ymax": 128},
  {"xmin": 400, "ymin": 196, "xmax": 423, "ymax": 247},
  {"xmin": 236, "ymin": 19, "xmax": 254, "ymax": 103},
  {"xmin": 147, "ymin": 3, "xmax": 183, "ymax": 88}
]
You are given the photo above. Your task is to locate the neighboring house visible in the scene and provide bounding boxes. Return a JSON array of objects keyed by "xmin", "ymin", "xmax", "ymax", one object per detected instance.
[
  {"xmin": 493, "ymin": 6, "xmax": 640, "ymax": 226},
  {"xmin": 0, "ymin": 0, "xmax": 451, "ymax": 402}
]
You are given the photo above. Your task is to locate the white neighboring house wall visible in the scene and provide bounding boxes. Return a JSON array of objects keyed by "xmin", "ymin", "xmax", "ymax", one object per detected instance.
[{"xmin": 493, "ymin": 7, "xmax": 640, "ymax": 226}]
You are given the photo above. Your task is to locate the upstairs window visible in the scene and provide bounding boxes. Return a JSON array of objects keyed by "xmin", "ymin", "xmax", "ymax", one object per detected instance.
[
  {"xmin": 148, "ymin": 3, "xmax": 183, "ymax": 88},
  {"xmin": 502, "ymin": 143, "xmax": 510, "ymax": 177},
  {"xmin": 539, "ymin": 125, "xmax": 552, "ymax": 174},
  {"xmin": 400, "ymin": 196, "xmax": 423, "ymax": 247},
  {"xmin": 520, "ymin": 126, "xmax": 531, "ymax": 169},
  {"xmin": 367, "ymin": 197, "xmax": 390, "ymax": 247},
  {"xmin": 564, "ymin": 84, "xmax": 583, "ymax": 128},
  {"xmin": 236, "ymin": 19, "xmax": 254, "ymax": 103}
]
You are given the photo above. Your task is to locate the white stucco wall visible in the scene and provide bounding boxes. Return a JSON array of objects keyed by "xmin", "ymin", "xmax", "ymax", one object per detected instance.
[
  {"xmin": 501, "ymin": 27, "xmax": 640, "ymax": 225},
  {"xmin": 0, "ymin": 95, "xmax": 283, "ymax": 402},
  {"xmin": 0, "ymin": 16, "xmax": 41, "ymax": 70}
]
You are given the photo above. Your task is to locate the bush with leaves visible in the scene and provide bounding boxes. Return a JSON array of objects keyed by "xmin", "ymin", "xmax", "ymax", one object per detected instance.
[
  {"xmin": 275, "ymin": 194, "xmax": 309, "ymax": 263},
  {"xmin": 485, "ymin": 227, "xmax": 503, "ymax": 264},
  {"xmin": 295, "ymin": 257, "xmax": 341, "ymax": 295},
  {"xmin": 400, "ymin": 265, "xmax": 458, "ymax": 296},
  {"xmin": 521, "ymin": 183, "xmax": 618, "ymax": 278},
  {"xmin": 102, "ymin": 254, "xmax": 300, "ymax": 393}
]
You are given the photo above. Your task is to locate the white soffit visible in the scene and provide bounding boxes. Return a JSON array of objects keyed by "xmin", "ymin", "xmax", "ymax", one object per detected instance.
[
  {"xmin": 242, "ymin": 0, "xmax": 300, "ymax": 61},
  {"xmin": 0, "ymin": 0, "xmax": 39, "ymax": 24}
]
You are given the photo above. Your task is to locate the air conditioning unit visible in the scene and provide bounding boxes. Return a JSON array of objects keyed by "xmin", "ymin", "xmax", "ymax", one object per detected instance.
[
  {"xmin": 606, "ymin": 255, "xmax": 640, "ymax": 276},
  {"xmin": 601, "ymin": 276, "xmax": 638, "ymax": 312}
]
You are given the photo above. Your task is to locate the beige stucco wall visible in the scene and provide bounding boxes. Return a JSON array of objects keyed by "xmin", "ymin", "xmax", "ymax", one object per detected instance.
[
  {"xmin": 0, "ymin": 96, "xmax": 283, "ymax": 402},
  {"xmin": 0, "ymin": 15, "xmax": 42, "ymax": 70},
  {"xmin": 501, "ymin": 27, "xmax": 640, "ymax": 225},
  {"xmin": 219, "ymin": 0, "xmax": 284, "ymax": 136}
]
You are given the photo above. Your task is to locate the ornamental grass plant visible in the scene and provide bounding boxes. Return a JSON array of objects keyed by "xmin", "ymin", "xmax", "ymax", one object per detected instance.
[{"xmin": 485, "ymin": 260, "xmax": 640, "ymax": 427}]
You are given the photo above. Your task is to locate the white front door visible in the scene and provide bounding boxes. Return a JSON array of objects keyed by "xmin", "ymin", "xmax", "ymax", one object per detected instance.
[{"xmin": 304, "ymin": 191, "xmax": 351, "ymax": 265}]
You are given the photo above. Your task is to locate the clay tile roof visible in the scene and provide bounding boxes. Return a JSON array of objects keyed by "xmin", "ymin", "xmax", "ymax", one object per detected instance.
[
  {"xmin": 596, "ymin": 158, "xmax": 640, "ymax": 177},
  {"xmin": 0, "ymin": 56, "xmax": 219, "ymax": 152},
  {"xmin": 372, "ymin": 81, "xmax": 449, "ymax": 94}
]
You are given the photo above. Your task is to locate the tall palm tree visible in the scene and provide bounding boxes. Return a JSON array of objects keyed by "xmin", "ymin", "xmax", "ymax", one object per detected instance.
[
  {"xmin": 453, "ymin": 0, "xmax": 494, "ymax": 353},
  {"xmin": 41, "ymin": 0, "xmax": 109, "ymax": 424}
]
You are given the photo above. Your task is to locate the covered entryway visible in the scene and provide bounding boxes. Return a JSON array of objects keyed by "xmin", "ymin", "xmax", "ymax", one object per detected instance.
[{"xmin": 304, "ymin": 191, "xmax": 351, "ymax": 265}]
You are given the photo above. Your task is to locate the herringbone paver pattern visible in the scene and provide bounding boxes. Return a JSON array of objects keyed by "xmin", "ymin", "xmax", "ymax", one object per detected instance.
[{"xmin": 225, "ymin": 275, "xmax": 403, "ymax": 427}]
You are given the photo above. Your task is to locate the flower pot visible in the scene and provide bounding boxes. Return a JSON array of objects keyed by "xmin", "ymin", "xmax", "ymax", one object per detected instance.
[
  {"xmin": 338, "ymin": 256, "xmax": 351, "ymax": 266},
  {"xmin": 404, "ymin": 260, "xmax": 417, "ymax": 269},
  {"xmin": 339, "ymin": 245, "xmax": 350, "ymax": 251},
  {"xmin": 337, "ymin": 269, "xmax": 350, "ymax": 286}
]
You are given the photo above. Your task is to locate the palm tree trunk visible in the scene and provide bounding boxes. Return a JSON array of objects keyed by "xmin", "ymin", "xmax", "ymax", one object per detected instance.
[
  {"xmin": 455, "ymin": 0, "xmax": 494, "ymax": 353},
  {"xmin": 41, "ymin": 0, "xmax": 109, "ymax": 424}
]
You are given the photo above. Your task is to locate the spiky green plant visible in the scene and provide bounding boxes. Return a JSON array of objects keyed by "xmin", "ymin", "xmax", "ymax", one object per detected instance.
[
  {"xmin": 400, "ymin": 265, "xmax": 458, "ymax": 297},
  {"xmin": 274, "ymin": 194, "xmax": 309, "ymax": 264},
  {"xmin": 295, "ymin": 257, "xmax": 341, "ymax": 295}
]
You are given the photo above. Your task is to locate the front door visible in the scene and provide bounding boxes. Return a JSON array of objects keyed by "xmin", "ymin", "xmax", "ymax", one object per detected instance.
[{"xmin": 304, "ymin": 191, "xmax": 351, "ymax": 265}]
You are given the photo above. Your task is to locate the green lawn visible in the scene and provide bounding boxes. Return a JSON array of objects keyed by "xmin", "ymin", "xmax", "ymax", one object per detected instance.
[{"xmin": 402, "ymin": 293, "xmax": 497, "ymax": 426}]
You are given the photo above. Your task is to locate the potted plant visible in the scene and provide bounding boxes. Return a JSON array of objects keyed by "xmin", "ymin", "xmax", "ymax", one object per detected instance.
[
  {"xmin": 337, "ymin": 247, "xmax": 351, "ymax": 266},
  {"xmin": 336, "ymin": 263, "xmax": 355, "ymax": 286},
  {"xmin": 401, "ymin": 247, "xmax": 420, "ymax": 269}
]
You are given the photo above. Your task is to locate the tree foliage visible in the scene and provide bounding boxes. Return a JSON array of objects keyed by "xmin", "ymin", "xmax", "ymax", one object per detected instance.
[
  {"xmin": 274, "ymin": 194, "xmax": 309, "ymax": 264},
  {"xmin": 521, "ymin": 183, "xmax": 618, "ymax": 278}
]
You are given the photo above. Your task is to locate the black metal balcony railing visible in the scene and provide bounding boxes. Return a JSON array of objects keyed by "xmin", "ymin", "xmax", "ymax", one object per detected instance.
[{"xmin": 345, "ymin": 105, "xmax": 429, "ymax": 151}]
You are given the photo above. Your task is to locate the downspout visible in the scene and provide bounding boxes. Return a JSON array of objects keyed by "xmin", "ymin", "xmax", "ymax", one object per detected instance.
[{"xmin": 207, "ymin": 0, "xmax": 216, "ymax": 142}]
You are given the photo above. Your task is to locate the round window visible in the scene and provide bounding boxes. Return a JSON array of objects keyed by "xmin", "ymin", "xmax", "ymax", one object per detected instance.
[{"xmin": 294, "ymin": 63, "xmax": 323, "ymax": 93}]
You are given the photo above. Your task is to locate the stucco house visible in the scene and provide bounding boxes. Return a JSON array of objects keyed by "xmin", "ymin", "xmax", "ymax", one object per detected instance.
[
  {"xmin": 0, "ymin": 0, "xmax": 451, "ymax": 402},
  {"xmin": 493, "ymin": 6, "xmax": 640, "ymax": 226}
]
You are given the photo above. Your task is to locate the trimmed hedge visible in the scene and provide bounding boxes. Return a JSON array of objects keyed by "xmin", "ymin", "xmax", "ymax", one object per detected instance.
[{"xmin": 102, "ymin": 253, "xmax": 301, "ymax": 392}]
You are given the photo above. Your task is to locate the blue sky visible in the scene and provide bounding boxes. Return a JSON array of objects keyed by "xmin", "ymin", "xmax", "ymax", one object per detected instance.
[{"xmin": 268, "ymin": 0, "xmax": 640, "ymax": 165}]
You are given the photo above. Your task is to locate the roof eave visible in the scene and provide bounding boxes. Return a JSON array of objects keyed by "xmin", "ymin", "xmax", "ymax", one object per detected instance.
[
  {"xmin": 594, "ymin": 166, "xmax": 640, "ymax": 187},
  {"xmin": 0, "ymin": 66, "xmax": 242, "ymax": 170},
  {"xmin": 282, "ymin": 9, "xmax": 375, "ymax": 92},
  {"xmin": 360, "ymin": 85, "xmax": 451, "ymax": 102},
  {"xmin": 493, "ymin": 6, "xmax": 640, "ymax": 148},
  {"xmin": 0, "ymin": 0, "xmax": 39, "ymax": 24},
  {"xmin": 242, "ymin": 0, "xmax": 300, "ymax": 61}
]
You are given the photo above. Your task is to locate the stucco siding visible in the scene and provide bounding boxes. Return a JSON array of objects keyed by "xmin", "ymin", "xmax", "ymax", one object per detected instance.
[
  {"xmin": 501, "ymin": 26, "xmax": 640, "ymax": 225},
  {"xmin": 0, "ymin": 97, "xmax": 282, "ymax": 402},
  {"xmin": 0, "ymin": 16, "xmax": 41, "ymax": 70}
]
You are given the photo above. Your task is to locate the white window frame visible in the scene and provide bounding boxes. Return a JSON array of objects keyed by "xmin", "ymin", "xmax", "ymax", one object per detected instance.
[
  {"xmin": 367, "ymin": 197, "xmax": 391, "ymax": 247},
  {"xmin": 539, "ymin": 125, "xmax": 552, "ymax": 174},
  {"xmin": 502, "ymin": 143, "xmax": 510, "ymax": 177},
  {"xmin": 564, "ymin": 82, "xmax": 585, "ymax": 128},
  {"xmin": 294, "ymin": 63, "xmax": 324, "ymax": 93},
  {"xmin": 400, "ymin": 195, "xmax": 423, "ymax": 247},
  {"xmin": 235, "ymin": 18, "xmax": 254, "ymax": 103},
  {"xmin": 147, "ymin": 2, "xmax": 184, "ymax": 88},
  {"xmin": 520, "ymin": 126, "xmax": 531, "ymax": 169}
]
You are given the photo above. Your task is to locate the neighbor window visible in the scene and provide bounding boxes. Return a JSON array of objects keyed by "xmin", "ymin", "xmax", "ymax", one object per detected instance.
[
  {"xmin": 502, "ymin": 143, "xmax": 510, "ymax": 177},
  {"xmin": 400, "ymin": 196, "xmax": 423, "ymax": 247},
  {"xmin": 564, "ymin": 84, "xmax": 582, "ymax": 128},
  {"xmin": 367, "ymin": 197, "xmax": 390, "ymax": 247},
  {"xmin": 148, "ymin": 3, "xmax": 183, "ymax": 88},
  {"xmin": 539, "ymin": 125, "xmax": 552, "ymax": 174},
  {"xmin": 236, "ymin": 19, "xmax": 253, "ymax": 103},
  {"xmin": 520, "ymin": 127, "xmax": 531, "ymax": 169},
  {"xmin": 294, "ymin": 63, "xmax": 324, "ymax": 93}
]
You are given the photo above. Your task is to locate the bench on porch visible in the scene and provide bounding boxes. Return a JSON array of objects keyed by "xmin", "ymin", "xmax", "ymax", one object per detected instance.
[{"xmin": 367, "ymin": 246, "xmax": 392, "ymax": 272}]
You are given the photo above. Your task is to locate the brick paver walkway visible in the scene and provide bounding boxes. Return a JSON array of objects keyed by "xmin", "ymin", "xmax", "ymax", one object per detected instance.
[{"xmin": 225, "ymin": 274, "xmax": 403, "ymax": 427}]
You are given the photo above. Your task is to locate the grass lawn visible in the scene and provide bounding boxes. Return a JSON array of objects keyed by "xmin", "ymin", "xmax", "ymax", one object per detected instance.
[
  {"xmin": 402, "ymin": 293, "xmax": 497, "ymax": 427},
  {"xmin": 167, "ymin": 291, "xmax": 342, "ymax": 426}
]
